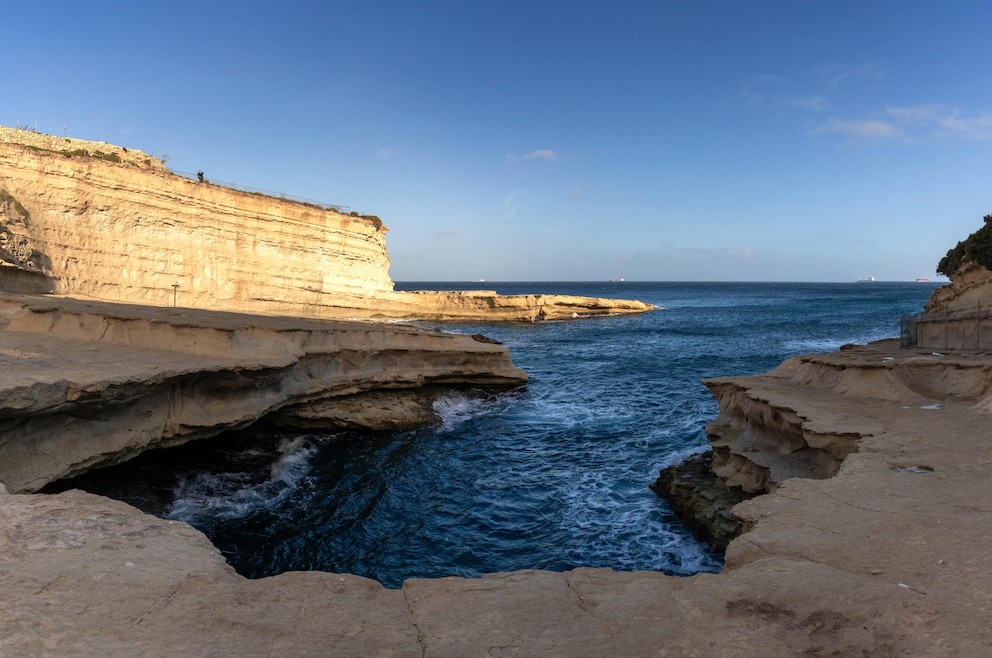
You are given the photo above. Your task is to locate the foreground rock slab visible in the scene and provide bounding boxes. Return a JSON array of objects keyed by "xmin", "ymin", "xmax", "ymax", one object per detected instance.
[
  {"xmin": 0, "ymin": 293, "xmax": 526, "ymax": 492},
  {"xmin": 3, "ymin": 341, "xmax": 992, "ymax": 655}
]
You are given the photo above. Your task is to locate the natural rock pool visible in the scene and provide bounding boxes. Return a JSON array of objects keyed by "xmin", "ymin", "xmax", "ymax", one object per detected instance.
[{"xmin": 49, "ymin": 281, "xmax": 937, "ymax": 587}]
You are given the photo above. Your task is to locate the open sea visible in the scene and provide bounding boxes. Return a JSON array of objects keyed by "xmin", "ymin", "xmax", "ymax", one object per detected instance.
[{"xmin": 76, "ymin": 281, "xmax": 940, "ymax": 588}]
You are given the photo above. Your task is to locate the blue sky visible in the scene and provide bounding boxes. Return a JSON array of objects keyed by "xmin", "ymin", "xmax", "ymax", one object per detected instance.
[{"xmin": 5, "ymin": 1, "xmax": 990, "ymax": 281}]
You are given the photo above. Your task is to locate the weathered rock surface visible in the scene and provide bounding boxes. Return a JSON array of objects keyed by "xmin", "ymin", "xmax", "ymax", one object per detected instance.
[
  {"xmin": 925, "ymin": 260, "xmax": 987, "ymax": 315},
  {"xmin": 0, "ymin": 126, "xmax": 652, "ymax": 321},
  {"xmin": 4, "ymin": 339, "xmax": 992, "ymax": 655},
  {"xmin": 0, "ymin": 293, "xmax": 526, "ymax": 493},
  {"xmin": 701, "ymin": 339, "xmax": 992, "ymax": 494},
  {"xmin": 3, "ymin": 125, "xmax": 992, "ymax": 654},
  {"xmin": 649, "ymin": 451, "xmax": 757, "ymax": 552}
]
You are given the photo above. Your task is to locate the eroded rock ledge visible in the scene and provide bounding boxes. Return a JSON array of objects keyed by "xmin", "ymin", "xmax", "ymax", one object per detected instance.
[
  {"xmin": 649, "ymin": 451, "xmax": 757, "ymax": 552},
  {"xmin": 5, "ymin": 337, "xmax": 992, "ymax": 654},
  {"xmin": 655, "ymin": 338, "xmax": 992, "ymax": 548},
  {"xmin": 0, "ymin": 293, "xmax": 526, "ymax": 493}
]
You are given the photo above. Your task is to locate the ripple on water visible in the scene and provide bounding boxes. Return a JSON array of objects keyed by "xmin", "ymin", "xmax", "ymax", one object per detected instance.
[{"xmin": 129, "ymin": 282, "xmax": 937, "ymax": 588}]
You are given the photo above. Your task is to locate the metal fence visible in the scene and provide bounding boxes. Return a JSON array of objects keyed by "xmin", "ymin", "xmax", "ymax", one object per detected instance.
[
  {"xmin": 901, "ymin": 303, "xmax": 990, "ymax": 350},
  {"xmin": 900, "ymin": 313, "xmax": 920, "ymax": 349},
  {"xmin": 172, "ymin": 170, "xmax": 350, "ymax": 214}
]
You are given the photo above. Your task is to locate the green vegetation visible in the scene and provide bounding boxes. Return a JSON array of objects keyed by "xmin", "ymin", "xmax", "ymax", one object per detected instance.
[
  {"xmin": 938, "ymin": 214, "xmax": 992, "ymax": 276},
  {"xmin": 360, "ymin": 214, "xmax": 383, "ymax": 229},
  {"xmin": 62, "ymin": 148, "xmax": 122, "ymax": 163},
  {"xmin": 348, "ymin": 211, "xmax": 383, "ymax": 229},
  {"xmin": 19, "ymin": 143, "xmax": 122, "ymax": 164}
]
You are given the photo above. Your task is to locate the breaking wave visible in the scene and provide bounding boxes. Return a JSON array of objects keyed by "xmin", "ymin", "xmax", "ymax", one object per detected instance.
[{"xmin": 166, "ymin": 436, "xmax": 318, "ymax": 524}]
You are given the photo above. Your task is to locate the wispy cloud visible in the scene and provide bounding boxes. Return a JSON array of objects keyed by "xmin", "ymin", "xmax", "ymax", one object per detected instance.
[
  {"xmin": 741, "ymin": 75, "xmax": 828, "ymax": 112},
  {"xmin": 880, "ymin": 104, "xmax": 944, "ymax": 125},
  {"xmin": 932, "ymin": 109, "xmax": 992, "ymax": 140},
  {"xmin": 502, "ymin": 191, "xmax": 535, "ymax": 219},
  {"xmin": 815, "ymin": 60, "xmax": 886, "ymax": 87},
  {"xmin": 434, "ymin": 229, "xmax": 459, "ymax": 240},
  {"xmin": 374, "ymin": 147, "xmax": 397, "ymax": 158},
  {"xmin": 506, "ymin": 149, "xmax": 559, "ymax": 161},
  {"xmin": 810, "ymin": 118, "xmax": 902, "ymax": 140},
  {"xmin": 812, "ymin": 105, "xmax": 992, "ymax": 143},
  {"xmin": 788, "ymin": 96, "xmax": 829, "ymax": 111}
]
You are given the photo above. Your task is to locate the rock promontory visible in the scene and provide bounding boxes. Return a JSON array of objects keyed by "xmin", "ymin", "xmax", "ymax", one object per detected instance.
[
  {"xmin": 0, "ymin": 126, "xmax": 652, "ymax": 321},
  {"xmin": 0, "ymin": 292, "xmax": 527, "ymax": 494}
]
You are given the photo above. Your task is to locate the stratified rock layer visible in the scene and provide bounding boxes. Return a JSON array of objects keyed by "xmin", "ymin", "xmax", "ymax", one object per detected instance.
[
  {"xmin": 4, "ymin": 339, "xmax": 992, "ymax": 655},
  {"xmin": 925, "ymin": 260, "xmax": 989, "ymax": 315},
  {"xmin": 0, "ymin": 127, "xmax": 653, "ymax": 321},
  {"xmin": 0, "ymin": 293, "xmax": 526, "ymax": 493},
  {"xmin": 701, "ymin": 339, "xmax": 992, "ymax": 494}
]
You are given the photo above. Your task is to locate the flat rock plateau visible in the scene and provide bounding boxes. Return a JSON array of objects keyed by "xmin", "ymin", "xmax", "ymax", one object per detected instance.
[{"xmin": 2, "ymin": 125, "xmax": 991, "ymax": 655}]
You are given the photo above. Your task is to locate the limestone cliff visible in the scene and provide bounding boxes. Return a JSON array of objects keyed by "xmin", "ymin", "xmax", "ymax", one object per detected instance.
[
  {"xmin": 0, "ymin": 126, "xmax": 652, "ymax": 321},
  {"xmin": 924, "ymin": 259, "xmax": 991, "ymax": 314},
  {"xmin": 0, "ymin": 128, "xmax": 393, "ymax": 308}
]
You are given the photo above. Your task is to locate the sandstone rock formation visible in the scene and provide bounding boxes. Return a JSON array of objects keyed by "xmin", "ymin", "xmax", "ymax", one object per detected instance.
[
  {"xmin": 0, "ymin": 292, "xmax": 526, "ymax": 493},
  {"xmin": 700, "ymin": 339, "xmax": 969, "ymax": 494},
  {"xmin": 924, "ymin": 260, "xmax": 988, "ymax": 315},
  {"xmin": 5, "ymin": 337, "xmax": 992, "ymax": 654},
  {"xmin": 0, "ymin": 126, "xmax": 652, "ymax": 321},
  {"xmin": 5, "ymin": 125, "xmax": 992, "ymax": 654}
]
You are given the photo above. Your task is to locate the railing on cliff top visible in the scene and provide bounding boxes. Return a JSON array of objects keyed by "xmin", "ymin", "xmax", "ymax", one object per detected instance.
[
  {"xmin": 901, "ymin": 303, "xmax": 992, "ymax": 350},
  {"xmin": 172, "ymin": 170, "xmax": 351, "ymax": 214}
]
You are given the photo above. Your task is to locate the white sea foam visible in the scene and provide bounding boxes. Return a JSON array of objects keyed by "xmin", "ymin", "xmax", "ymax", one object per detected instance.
[
  {"xmin": 556, "ymin": 462, "xmax": 721, "ymax": 575},
  {"xmin": 783, "ymin": 331, "xmax": 896, "ymax": 354},
  {"xmin": 654, "ymin": 443, "xmax": 713, "ymax": 471},
  {"xmin": 433, "ymin": 391, "xmax": 517, "ymax": 431},
  {"xmin": 166, "ymin": 436, "xmax": 317, "ymax": 523}
]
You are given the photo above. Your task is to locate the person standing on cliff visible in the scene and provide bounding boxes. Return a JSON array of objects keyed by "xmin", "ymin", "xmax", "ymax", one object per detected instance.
[{"xmin": 197, "ymin": 171, "xmax": 204, "ymax": 182}]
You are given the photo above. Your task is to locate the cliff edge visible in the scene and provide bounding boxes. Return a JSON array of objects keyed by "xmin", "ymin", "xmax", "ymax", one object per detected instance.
[{"xmin": 0, "ymin": 126, "xmax": 652, "ymax": 321}]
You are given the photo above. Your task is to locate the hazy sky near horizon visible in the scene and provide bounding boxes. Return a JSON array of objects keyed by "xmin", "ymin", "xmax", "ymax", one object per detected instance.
[{"xmin": 5, "ymin": 1, "xmax": 990, "ymax": 282}]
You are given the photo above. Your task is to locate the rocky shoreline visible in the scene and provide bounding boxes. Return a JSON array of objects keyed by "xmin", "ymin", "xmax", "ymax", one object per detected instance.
[
  {"xmin": 649, "ymin": 451, "xmax": 757, "ymax": 553},
  {"xmin": 4, "ymin": 123, "xmax": 992, "ymax": 653},
  {"xmin": 0, "ymin": 292, "xmax": 527, "ymax": 493},
  {"xmin": 5, "ymin": 321, "xmax": 992, "ymax": 654}
]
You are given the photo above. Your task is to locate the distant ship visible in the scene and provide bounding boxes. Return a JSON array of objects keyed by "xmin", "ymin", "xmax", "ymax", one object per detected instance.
[
  {"xmin": 609, "ymin": 278, "xmax": 625, "ymax": 283},
  {"xmin": 916, "ymin": 277, "xmax": 931, "ymax": 283},
  {"xmin": 857, "ymin": 276, "xmax": 876, "ymax": 283}
]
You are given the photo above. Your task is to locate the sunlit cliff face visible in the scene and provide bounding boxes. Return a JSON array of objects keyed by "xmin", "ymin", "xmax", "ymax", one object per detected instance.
[{"xmin": 0, "ymin": 132, "xmax": 394, "ymax": 315}]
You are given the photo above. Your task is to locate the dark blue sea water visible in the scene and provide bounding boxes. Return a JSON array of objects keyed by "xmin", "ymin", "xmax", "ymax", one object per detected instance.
[{"xmin": 165, "ymin": 281, "xmax": 939, "ymax": 588}]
